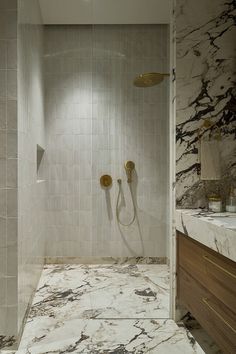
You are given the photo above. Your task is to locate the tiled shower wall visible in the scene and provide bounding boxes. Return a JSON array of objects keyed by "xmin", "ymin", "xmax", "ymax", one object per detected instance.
[
  {"xmin": 44, "ymin": 25, "xmax": 169, "ymax": 258},
  {"xmin": 0, "ymin": 0, "xmax": 18, "ymax": 336},
  {"xmin": 0, "ymin": 0, "xmax": 45, "ymax": 339},
  {"xmin": 18, "ymin": 0, "xmax": 46, "ymax": 332}
]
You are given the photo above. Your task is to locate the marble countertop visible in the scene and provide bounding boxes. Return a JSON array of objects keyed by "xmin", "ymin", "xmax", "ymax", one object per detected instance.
[{"xmin": 175, "ymin": 209, "xmax": 236, "ymax": 263}]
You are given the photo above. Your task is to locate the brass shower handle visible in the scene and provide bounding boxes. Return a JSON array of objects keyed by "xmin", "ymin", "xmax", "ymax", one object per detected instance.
[
  {"xmin": 100, "ymin": 175, "xmax": 112, "ymax": 188},
  {"xmin": 124, "ymin": 161, "xmax": 135, "ymax": 183}
]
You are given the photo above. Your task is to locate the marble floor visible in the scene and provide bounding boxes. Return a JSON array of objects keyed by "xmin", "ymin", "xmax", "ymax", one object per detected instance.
[{"xmin": 14, "ymin": 264, "xmax": 205, "ymax": 353}]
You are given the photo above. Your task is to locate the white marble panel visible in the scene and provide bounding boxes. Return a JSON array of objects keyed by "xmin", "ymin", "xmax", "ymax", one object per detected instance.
[
  {"xmin": 176, "ymin": 0, "xmax": 236, "ymax": 208},
  {"xmin": 176, "ymin": 209, "xmax": 236, "ymax": 262}
]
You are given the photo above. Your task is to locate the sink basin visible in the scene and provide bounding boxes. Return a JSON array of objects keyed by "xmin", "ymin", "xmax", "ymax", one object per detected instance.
[{"xmin": 209, "ymin": 214, "xmax": 236, "ymax": 230}]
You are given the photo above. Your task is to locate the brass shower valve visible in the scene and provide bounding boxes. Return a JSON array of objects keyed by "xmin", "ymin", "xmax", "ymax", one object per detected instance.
[{"xmin": 100, "ymin": 175, "xmax": 112, "ymax": 188}]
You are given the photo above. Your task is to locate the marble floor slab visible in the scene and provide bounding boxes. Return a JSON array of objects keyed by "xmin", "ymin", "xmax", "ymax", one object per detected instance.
[
  {"xmin": 17, "ymin": 319, "xmax": 205, "ymax": 354},
  {"xmin": 29, "ymin": 264, "xmax": 170, "ymax": 320},
  {"xmin": 14, "ymin": 264, "xmax": 205, "ymax": 353}
]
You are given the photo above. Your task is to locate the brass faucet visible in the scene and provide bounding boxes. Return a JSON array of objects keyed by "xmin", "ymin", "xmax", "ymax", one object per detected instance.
[{"xmin": 124, "ymin": 161, "xmax": 135, "ymax": 183}]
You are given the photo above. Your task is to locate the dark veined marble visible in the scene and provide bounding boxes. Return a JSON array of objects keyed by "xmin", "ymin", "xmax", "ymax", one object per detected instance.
[
  {"xmin": 16, "ymin": 265, "xmax": 204, "ymax": 354},
  {"xmin": 176, "ymin": 0, "xmax": 236, "ymax": 208},
  {"xmin": 0, "ymin": 335, "xmax": 16, "ymax": 351}
]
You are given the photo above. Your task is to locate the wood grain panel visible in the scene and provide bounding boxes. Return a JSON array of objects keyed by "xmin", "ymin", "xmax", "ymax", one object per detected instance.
[
  {"xmin": 178, "ymin": 267, "xmax": 236, "ymax": 354},
  {"xmin": 177, "ymin": 232, "xmax": 236, "ymax": 313}
]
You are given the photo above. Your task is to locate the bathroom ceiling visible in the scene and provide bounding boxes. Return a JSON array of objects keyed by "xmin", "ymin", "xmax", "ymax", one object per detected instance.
[{"xmin": 39, "ymin": 0, "xmax": 171, "ymax": 24}]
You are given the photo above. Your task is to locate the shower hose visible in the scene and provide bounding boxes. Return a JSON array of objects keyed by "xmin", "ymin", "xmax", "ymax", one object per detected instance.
[{"xmin": 116, "ymin": 179, "xmax": 136, "ymax": 226}]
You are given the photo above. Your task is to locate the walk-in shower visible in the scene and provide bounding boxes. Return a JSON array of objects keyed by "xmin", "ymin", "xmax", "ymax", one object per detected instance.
[{"xmin": 0, "ymin": 0, "xmax": 174, "ymax": 351}]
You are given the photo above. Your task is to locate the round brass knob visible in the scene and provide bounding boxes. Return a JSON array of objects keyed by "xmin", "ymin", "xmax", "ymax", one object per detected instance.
[
  {"xmin": 125, "ymin": 161, "xmax": 135, "ymax": 171},
  {"xmin": 100, "ymin": 175, "xmax": 112, "ymax": 188}
]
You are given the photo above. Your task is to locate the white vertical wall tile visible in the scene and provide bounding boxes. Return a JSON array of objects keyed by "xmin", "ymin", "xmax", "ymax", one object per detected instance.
[
  {"xmin": 17, "ymin": 0, "xmax": 46, "ymax": 338},
  {"xmin": 0, "ymin": 0, "xmax": 18, "ymax": 338},
  {"xmin": 45, "ymin": 24, "xmax": 169, "ymax": 259}
]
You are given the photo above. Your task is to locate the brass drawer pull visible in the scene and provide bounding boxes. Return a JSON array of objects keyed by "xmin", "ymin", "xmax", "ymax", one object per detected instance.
[
  {"xmin": 202, "ymin": 298, "xmax": 236, "ymax": 334},
  {"xmin": 203, "ymin": 255, "xmax": 236, "ymax": 280}
]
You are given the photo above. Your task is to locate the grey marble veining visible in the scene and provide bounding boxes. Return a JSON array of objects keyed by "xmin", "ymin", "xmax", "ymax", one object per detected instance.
[
  {"xmin": 15, "ymin": 264, "xmax": 205, "ymax": 354},
  {"xmin": 45, "ymin": 256, "xmax": 167, "ymax": 265},
  {"xmin": 17, "ymin": 319, "xmax": 204, "ymax": 354},
  {"xmin": 27, "ymin": 264, "xmax": 170, "ymax": 320},
  {"xmin": 176, "ymin": 209, "xmax": 236, "ymax": 262},
  {"xmin": 0, "ymin": 336, "xmax": 16, "ymax": 352}
]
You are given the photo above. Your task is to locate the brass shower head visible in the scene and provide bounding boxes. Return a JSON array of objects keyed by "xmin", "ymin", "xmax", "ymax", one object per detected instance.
[{"xmin": 133, "ymin": 72, "xmax": 170, "ymax": 88}]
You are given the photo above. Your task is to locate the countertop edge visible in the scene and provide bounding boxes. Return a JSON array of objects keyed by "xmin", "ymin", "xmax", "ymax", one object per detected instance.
[{"xmin": 175, "ymin": 209, "xmax": 236, "ymax": 263}]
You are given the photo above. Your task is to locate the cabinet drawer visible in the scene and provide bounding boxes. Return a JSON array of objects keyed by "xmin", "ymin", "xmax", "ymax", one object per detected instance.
[
  {"xmin": 178, "ymin": 267, "xmax": 236, "ymax": 354},
  {"xmin": 177, "ymin": 232, "xmax": 236, "ymax": 313}
]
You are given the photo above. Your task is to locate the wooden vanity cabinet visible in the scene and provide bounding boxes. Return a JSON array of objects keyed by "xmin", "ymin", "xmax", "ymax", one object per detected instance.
[{"xmin": 177, "ymin": 232, "xmax": 236, "ymax": 353}]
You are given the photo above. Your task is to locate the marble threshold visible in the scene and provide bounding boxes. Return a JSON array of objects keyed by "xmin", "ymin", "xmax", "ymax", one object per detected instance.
[{"xmin": 45, "ymin": 256, "xmax": 168, "ymax": 265}]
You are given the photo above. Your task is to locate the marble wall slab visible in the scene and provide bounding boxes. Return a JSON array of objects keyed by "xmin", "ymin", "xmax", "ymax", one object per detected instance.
[
  {"xmin": 176, "ymin": 0, "xmax": 236, "ymax": 208},
  {"xmin": 169, "ymin": 0, "xmax": 177, "ymax": 320}
]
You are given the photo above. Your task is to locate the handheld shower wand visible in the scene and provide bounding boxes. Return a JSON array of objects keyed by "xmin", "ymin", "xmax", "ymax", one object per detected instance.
[
  {"xmin": 124, "ymin": 161, "xmax": 135, "ymax": 183},
  {"xmin": 116, "ymin": 161, "xmax": 136, "ymax": 227}
]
